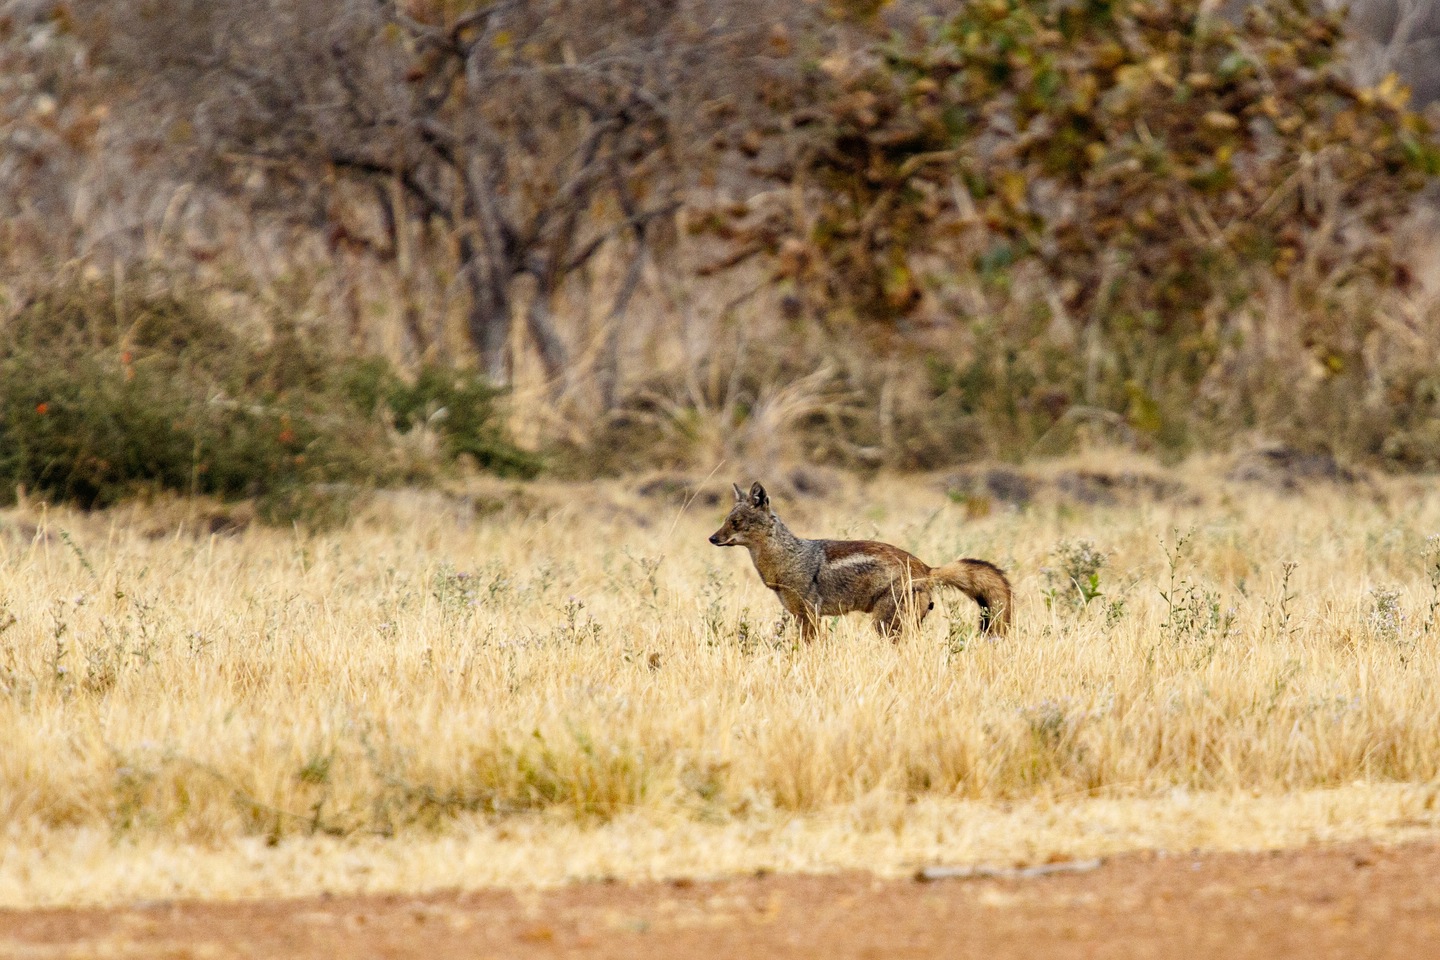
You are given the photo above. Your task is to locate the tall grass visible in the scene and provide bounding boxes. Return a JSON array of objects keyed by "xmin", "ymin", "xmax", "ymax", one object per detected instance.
[{"xmin": 2, "ymin": 465, "xmax": 1440, "ymax": 903}]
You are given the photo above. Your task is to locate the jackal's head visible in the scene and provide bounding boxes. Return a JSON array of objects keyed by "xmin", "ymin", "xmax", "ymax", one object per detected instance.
[{"xmin": 708, "ymin": 482, "xmax": 776, "ymax": 548}]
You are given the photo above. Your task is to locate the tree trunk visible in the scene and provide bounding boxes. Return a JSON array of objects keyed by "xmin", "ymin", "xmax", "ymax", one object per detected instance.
[
  {"xmin": 598, "ymin": 237, "xmax": 646, "ymax": 411},
  {"xmin": 525, "ymin": 282, "xmax": 569, "ymax": 383},
  {"xmin": 460, "ymin": 235, "xmax": 513, "ymax": 384},
  {"xmin": 461, "ymin": 158, "xmax": 520, "ymax": 384}
]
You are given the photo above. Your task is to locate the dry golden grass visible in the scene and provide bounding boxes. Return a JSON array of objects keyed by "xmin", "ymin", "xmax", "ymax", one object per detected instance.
[{"xmin": 3, "ymin": 461, "xmax": 1440, "ymax": 906}]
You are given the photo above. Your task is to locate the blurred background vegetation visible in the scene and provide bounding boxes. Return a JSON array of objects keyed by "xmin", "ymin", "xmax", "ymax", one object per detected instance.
[{"xmin": 2, "ymin": 0, "xmax": 1439, "ymax": 515}]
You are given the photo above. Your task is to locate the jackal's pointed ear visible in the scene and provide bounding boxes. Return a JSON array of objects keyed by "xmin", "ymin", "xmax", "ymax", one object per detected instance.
[
  {"xmin": 748, "ymin": 481, "xmax": 769, "ymax": 511},
  {"xmin": 732, "ymin": 482, "xmax": 746, "ymax": 503}
]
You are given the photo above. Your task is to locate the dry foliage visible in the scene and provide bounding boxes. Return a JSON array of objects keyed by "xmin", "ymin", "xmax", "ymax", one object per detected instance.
[
  {"xmin": 80, "ymin": 0, "xmax": 797, "ymax": 392},
  {"xmin": 4, "ymin": 469, "xmax": 1440, "ymax": 902},
  {"xmin": 701, "ymin": 0, "xmax": 1440, "ymax": 450},
  {"xmin": 2, "ymin": 0, "xmax": 1440, "ymax": 483}
]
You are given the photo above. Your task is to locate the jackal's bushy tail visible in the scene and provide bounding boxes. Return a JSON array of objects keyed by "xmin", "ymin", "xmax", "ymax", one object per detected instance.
[{"xmin": 929, "ymin": 559, "xmax": 1013, "ymax": 635}]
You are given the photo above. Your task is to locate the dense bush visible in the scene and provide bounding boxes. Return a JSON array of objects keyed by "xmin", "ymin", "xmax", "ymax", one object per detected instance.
[
  {"xmin": 728, "ymin": 0, "xmax": 1437, "ymax": 320},
  {"xmin": 6, "ymin": 0, "xmax": 1439, "ymax": 475},
  {"xmin": 0, "ymin": 279, "xmax": 537, "ymax": 513},
  {"xmin": 703, "ymin": 0, "xmax": 1440, "ymax": 457}
]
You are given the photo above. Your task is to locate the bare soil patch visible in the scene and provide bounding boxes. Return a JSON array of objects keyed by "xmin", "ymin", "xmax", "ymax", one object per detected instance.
[{"xmin": 3, "ymin": 841, "xmax": 1436, "ymax": 959}]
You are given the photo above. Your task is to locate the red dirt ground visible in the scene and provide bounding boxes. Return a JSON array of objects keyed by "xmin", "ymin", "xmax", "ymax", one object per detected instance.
[{"xmin": 3, "ymin": 841, "xmax": 1439, "ymax": 959}]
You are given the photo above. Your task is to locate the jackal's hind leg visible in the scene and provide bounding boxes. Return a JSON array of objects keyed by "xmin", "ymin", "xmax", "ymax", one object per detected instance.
[
  {"xmin": 871, "ymin": 594, "xmax": 900, "ymax": 639},
  {"xmin": 872, "ymin": 587, "xmax": 932, "ymax": 641},
  {"xmin": 914, "ymin": 588, "xmax": 934, "ymax": 629}
]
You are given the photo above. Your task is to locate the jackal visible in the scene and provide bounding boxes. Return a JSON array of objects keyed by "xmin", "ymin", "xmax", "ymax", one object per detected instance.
[{"xmin": 708, "ymin": 482, "xmax": 1012, "ymax": 641}]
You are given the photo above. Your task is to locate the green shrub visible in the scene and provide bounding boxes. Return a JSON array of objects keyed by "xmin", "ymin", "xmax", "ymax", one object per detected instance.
[
  {"xmin": 338, "ymin": 359, "xmax": 542, "ymax": 479},
  {"xmin": 0, "ymin": 278, "xmax": 538, "ymax": 513}
]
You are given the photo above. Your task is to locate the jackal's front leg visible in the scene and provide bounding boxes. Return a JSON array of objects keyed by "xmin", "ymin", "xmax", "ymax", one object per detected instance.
[{"xmin": 779, "ymin": 594, "xmax": 821, "ymax": 643}]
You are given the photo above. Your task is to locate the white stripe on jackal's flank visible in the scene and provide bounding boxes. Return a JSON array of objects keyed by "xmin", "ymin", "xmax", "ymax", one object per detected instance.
[{"xmin": 828, "ymin": 552, "xmax": 880, "ymax": 570}]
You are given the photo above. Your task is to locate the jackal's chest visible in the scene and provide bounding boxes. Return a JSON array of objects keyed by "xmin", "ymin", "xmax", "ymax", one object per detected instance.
[{"xmin": 749, "ymin": 552, "xmax": 820, "ymax": 604}]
